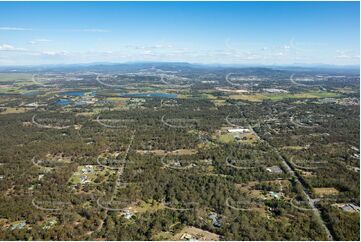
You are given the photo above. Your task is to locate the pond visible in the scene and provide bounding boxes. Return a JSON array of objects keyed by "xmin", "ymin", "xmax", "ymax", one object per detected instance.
[
  {"xmin": 55, "ymin": 99, "xmax": 71, "ymax": 105},
  {"xmin": 0, "ymin": 93, "xmax": 19, "ymax": 96},
  {"xmin": 61, "ymin": 91, "xmax": 85, "ymax": 97},
  {"xmin": 119, "ymin": 92, "xmax": 177, "ymax": 99}
]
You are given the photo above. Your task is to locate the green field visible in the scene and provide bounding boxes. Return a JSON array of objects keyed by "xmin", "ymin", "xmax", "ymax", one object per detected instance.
[
  {"xmin": 229, "ymin": 91, "xmax": 341, "ymax": 102},
  {"xmin": 0, "ymin": 73, "xmax": 32, "ymax": 82}
]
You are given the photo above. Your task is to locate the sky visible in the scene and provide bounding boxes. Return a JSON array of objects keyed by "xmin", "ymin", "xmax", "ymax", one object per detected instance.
[{"xmin": 0, "ymin": 1, "xmax": 359, "ymax": 66}]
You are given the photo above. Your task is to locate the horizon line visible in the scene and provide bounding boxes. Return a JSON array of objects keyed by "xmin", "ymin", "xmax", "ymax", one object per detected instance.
[{"xmin": 0, "ymin": 61, "xmax": 359, "ymax": 69}]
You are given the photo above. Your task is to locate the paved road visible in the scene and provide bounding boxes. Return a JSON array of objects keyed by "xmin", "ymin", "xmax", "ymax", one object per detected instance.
[
  {"xmin": 94, "ymin": 130, "xmax": 136, "ymax": 235},
  {"xmin": 290, "ymin": 73, "xmax": 325, "ymax": 90},
  {"xmin": 111, "ymin": 130, "xmax": 135, "ymax": 199},
  {"xmin": 252, "ymin": 124, "xmax": 334, "ymax": 240},
  {"xmin": 32, "ymin": 114, "xmax": 71, "ymax": 129}
]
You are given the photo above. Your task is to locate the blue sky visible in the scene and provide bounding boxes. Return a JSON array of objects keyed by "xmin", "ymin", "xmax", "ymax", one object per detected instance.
[{"xmin": 0, "ymin": 1, "xmax": 359, "ymax": 65}]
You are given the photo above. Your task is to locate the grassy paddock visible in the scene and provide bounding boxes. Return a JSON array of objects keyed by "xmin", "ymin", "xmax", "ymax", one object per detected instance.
[
  {"xmin": 228, "ymin": 91, "xmax": 341, "ymax": 102},
  {"xmin": 0, "ymin": 73, "xmax": 32, "ymax": 82}
]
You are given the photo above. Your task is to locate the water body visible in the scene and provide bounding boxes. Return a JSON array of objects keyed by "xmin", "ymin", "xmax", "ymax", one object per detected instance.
[
  {"xmin": 55, "ymin": 99, "xmax": 71, "ymax": 105},
  {"xmin": 0, "ymin": 93, "xmax": 20, "ymax": 96},
  {"xmin": 119, "ymin": 93, "xmax": 177, "ymax": 99},
  {"xmin": 62, "ymin": 91, "xmax": 85, "ymax": 97}
]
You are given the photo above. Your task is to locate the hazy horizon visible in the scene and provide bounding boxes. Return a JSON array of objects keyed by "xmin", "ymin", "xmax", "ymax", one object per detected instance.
[
  {"xmin": 0, "ymin": 61, "xmax": 359, "ymax": 69},
  {"xmin": 0, "ymin": 1, "xmax": 360, "ymax": 66}
]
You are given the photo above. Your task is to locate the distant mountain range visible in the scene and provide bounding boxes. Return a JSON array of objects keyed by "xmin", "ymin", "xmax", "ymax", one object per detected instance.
[{"xmin": 0, "ymin": 61, "xmax": 359, "ymax": 74}]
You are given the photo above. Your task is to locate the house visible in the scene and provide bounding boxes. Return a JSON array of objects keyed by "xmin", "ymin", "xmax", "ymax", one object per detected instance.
[
  {"xmin": 10, "ymin": 221, "xmax": 26, "ymax": 230},
  {"xmin": 208, "ymin": 212, "xmax": 221, "ymax": 227},
  {"xmin": 170, "ymin": 160, "xmax": 181, "ymax": 167},
  {"xmin": 351, "ymin": 153, "xmax": 360, "ymax": 159},
  {"xmin": 43, "ymin": 219, "xmax": 57, "ymax": 230},
  {"xmin": 28, "ymin": 185, "xmax": 35, "ymax": 190},
  {"xmin": 266, "ymin": 166, "xmax": 283, "ymax": 174},
  {"xmin": 263, "ymin": 88, "xmax": 288, "ymax": 93},
  {"xmin": 80, "ymin": 176, "xmax": 89, "ymax": 184},
  {"xmin": 25, "ymin": 102, "xmax": 39, "ymax": 107},
  {"xmin": 227, "ymin": 128, "xmax": 250, "ymax": 133},
  {"xmin": 161, "ymin": 99, "xmax": 178, "ymax": 107},
  {"xmin": 123, "ymin": 209, "xmax": 134, "ymax": 219},
  {"xmin": 201, "ymin": 80, "xmax": 217, "ymax": 84},
  {"xmin": 269, "ymin": 191, "xmax": 280, "ymax": 199},
  {"xmin": 340, "ymin": 204, "xmax": 360, "ymax": 212},
  {"xmin": 81, "ymin": 165, "xmax": 94, "ymax": 174},
  {"xmin": 202, "ymin": 159, "xmax": 213, "ymax": 165}
]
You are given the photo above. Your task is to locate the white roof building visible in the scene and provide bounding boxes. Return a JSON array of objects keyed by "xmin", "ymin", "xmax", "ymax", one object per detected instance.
[{"xmin": 227, "ymin": 128, "xmax": 250, "ymax": 133}]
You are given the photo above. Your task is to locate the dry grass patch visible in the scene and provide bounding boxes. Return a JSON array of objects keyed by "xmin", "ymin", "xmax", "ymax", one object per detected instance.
[
  {"xmin": 172, "ymin": 226, "xmax": 220, "ymax": 241},
  {"xmin": 212, "ymin": 99, "xmax": 226, "ymax": 106},
  {"xmin": 300, "ymin": 170, "xmax": 316, "ymax": 177},
  {"xmin": 313, "ymin": 187, "xmax": 339, "ymax": 197},
  {"xmin": 126, "ymin": 200, "xmax": 165, "ymax": 214},
  {"xmin": 239, "ymin": 132, "xmax": 258, "ymax": 143},
  {"xmin": 236, "ymin": 180, "xmax": 291, "ymax": 200},
  {"xmin": 335, "ymin": 87, "xmax": 357, "ymax": 94},
  {"xmin": 282, "ymin": 145, "xmax": 306, "ymax": 150},
  {"xmin": 0, "ymin": 107, "xmax": 31, "ymax": 114},
  {"xmin": 229, "ymin": 93, "xmax": 264, "ymax": 102},
  {"xmin": 75, "ymin": 112, "xmax": 95, "ymax": 117},
  {"xmin": 136, "ymin": 149, "xmax": 197, "ymax": 156}
]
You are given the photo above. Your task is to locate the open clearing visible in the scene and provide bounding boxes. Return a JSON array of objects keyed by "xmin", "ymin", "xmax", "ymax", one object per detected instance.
[
  {"xmin": 215, "ymin": 131, "xmax": 257, "ymax": 144},
  {"xmin": 281, "ymin": 145, "xmax": 307, "ymax": 150},
  {"xmin": 172, "ymin": 226, "xmax": 220, "ymax": 241},
  {"xmin": 0, "ymin": 107, "xmax": 31, "ymax": 114},
  {"xmin": 0, "ymin": 73, "xmax": 32, "ymax": 82},
  {"xmin": 126, "ymin": 200, "xmax": 165, "ymax": 214},
  {"xmin": 313, "ymin": 187, "xmax": 340, "ymax": 197},
  {"xmin": 228, "ymin": 91, "xmax": 341, "ymax": 102},
  {"xmin": 136, "ymin": 149, "xmax": 197, "ymax": 156}
]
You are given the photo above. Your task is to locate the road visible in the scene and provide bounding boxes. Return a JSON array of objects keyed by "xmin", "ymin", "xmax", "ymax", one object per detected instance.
[
  {"xmin": 32, "ymin": 114, "xmax": 71, "ymax": 129},
  {"xmin": 94, "ymin": 130, "xmax": 136, "ymax": 235},
  {"xmin": 290, "ymin": 73, "xmax": 325, "ymax": 90},
  {"xmin": 252, "ymin": 124, "xmax": 334, "ymax": 240}
]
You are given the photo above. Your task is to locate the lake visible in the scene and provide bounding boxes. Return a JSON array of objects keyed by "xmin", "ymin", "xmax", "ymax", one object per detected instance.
[
  {"xmin": 55, "ymin": 99, "xmax": 71, "ymax": 105},
  {"xmin": 119, "ymin": 93, "xmax": 177, "ymax": 99},
  {"xmin": 62, "ymin": 91, "xmax": 85, "ymax": 97}
]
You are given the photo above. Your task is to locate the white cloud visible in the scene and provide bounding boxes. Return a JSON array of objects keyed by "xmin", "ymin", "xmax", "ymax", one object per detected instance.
[
  {"xmin": 336, "ymin": 50, "xmax": 359, "ymax": 59},
  {"xmin": 0, "ymin": 44, "xmax": 15, "ymax": 50},
  {"xmin": 133, "ymin": 44, "xmax": 174, "ymax": 50},
  {"xmin": 0, "ymin": 26, "xmax": 32, "ymax": 31},
  {"xmin": 29, "ymin": 39, "xmax": 51, "ymax": 45},
  {"xmin": 0, "ymin": 44, "xmax": 358, "ymax": 65},
  {"xmin": 0, "ymin": 26, "xmax": 111, "ymax": 33},
  {"xmin": 0, "ymin": 44, "xmax": 26, "ymax": 51},
  {"xmin": 41, "ymin": 50, "xmax": 69, "ymax": 56}
]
